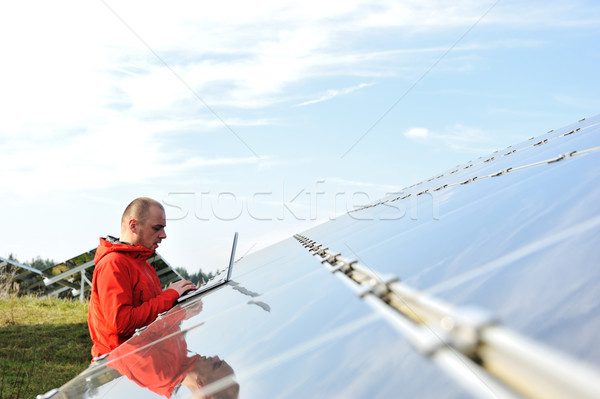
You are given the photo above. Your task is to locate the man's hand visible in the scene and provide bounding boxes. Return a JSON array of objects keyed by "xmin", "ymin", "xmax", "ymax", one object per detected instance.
[{"xmin": 167, "ymin": 279, "xmax": 197, "ymax": 296}]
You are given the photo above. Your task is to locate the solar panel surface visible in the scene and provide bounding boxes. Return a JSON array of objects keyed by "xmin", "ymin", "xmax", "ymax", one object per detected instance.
[{"xmin": 46, "ymin": 114, "xmax": 600, "ymax": 399}]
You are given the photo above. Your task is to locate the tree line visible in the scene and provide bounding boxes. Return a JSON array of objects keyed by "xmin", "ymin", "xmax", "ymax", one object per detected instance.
[{"xmin": 5, "ymin": 254, "xmax": 56, "ymax": 270}]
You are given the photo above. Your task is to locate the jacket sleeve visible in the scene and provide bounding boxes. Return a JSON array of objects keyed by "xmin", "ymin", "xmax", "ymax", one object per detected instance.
[{"xmin": 95, "ymin": 257, "xmax": 180, "ymax": 339}]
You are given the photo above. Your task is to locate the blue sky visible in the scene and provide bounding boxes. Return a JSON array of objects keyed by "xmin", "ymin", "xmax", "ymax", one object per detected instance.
[{"xmin": 1, "ymin": 0, "xmax": 599, "ymax": 274}]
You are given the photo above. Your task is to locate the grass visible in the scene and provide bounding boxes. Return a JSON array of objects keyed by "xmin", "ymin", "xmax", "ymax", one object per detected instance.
[{"xmin": 0, "ymin": 295, "xmax": 91, "ymax": 399}]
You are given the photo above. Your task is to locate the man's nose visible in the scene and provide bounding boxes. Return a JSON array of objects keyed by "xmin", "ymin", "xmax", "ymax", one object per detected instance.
[{"xmin": 160, "ymin": 229, "xmax": 167, "ymax": 239}]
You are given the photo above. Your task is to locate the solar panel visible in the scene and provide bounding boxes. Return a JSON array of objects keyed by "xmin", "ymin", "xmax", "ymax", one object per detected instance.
[{"xmin": 43, "ymin": 115, "xmax": 600, "ymax": 399}]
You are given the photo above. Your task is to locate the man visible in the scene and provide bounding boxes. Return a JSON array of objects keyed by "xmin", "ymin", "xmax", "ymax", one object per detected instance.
[{"xmin": 88, "ymin": 197, "xmax": 196, "ymax": 358}]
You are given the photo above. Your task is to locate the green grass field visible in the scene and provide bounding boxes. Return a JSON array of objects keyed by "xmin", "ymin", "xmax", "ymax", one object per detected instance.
[{"xmin": 0, "ymin": 296, "xmax": 91, "ymax": 399}]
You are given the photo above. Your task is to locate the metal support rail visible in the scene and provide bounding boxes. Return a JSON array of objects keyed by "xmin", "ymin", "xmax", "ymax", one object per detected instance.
[
  {"xmin": 42, "ymin": 260, "xmax": 94, "ymax": 286},
  {"xmin": 294, "ymin": 234, "xmax": 600, "ymax": 399},
  {"xmin": 41, "ymin": 259, "xmax": 95, "ymax": 302},
  {"xmin": 0, "ymin": 257, "xmax": 43, "ymax": 275}
]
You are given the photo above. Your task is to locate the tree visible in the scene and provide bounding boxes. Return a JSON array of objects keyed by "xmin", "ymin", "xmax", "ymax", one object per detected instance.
[
  {"xmin": 26, "ymin": 257, "xmax": 56, "ymax": 271},
  {"xmin": 175, "ymin": 267, "xmax": 215, "ymax": 285}
]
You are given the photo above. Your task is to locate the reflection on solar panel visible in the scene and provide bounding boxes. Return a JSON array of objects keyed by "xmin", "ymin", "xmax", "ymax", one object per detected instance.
[
  {"xmin": 1, "ymin": 250, "xmax": 181, "ymax": 301},
  {"xmin": 40, "ymin": 115, "xmax": 600, "ymax": 398}
]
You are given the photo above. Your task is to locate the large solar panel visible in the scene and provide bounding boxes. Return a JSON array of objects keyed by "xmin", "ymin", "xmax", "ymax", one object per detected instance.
[{"xmin": 42, "ymin": 115, "xmax": 600, "ymax": 399}]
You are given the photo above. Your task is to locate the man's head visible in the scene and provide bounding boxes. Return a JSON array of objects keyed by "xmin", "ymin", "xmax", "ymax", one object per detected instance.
[
  {"xmin": 181, "ymin": 356, "xmax": 239, "ymax": 399},
  {"xmin": 120, "ymin": 197, "xmax": 167, "ymax": 251}
]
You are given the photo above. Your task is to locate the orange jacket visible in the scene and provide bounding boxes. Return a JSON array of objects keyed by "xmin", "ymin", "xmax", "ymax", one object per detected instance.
[{"xmin": 88, "ymin": 237, "xmax": 179, "ymax": 358}]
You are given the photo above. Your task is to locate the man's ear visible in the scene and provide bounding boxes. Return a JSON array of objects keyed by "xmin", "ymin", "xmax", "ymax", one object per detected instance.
[{"xmin": 128, "ymin": 218, "xmax": 137, "ymax": 233}]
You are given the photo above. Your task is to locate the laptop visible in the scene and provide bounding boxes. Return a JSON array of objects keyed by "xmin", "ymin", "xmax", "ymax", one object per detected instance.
[{"xmin": 177, "ymin": 232, "xmax": 238, "ymax": 302}]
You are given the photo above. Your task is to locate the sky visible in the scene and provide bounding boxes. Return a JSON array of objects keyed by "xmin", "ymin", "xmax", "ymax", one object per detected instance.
[{"xmin": 1, "ymin": 0, "xmax": 599, "ymax": 274}]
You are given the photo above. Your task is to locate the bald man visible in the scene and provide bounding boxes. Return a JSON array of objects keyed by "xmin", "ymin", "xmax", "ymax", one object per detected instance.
[{"xmin": 88, "ymin": 197, "xmax": 196, "ymax": 358}]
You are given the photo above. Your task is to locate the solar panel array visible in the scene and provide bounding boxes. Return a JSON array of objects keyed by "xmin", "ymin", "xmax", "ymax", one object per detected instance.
[{"xmin": 42, "ymin": 114, "xmax": 600, "ymax": 399}]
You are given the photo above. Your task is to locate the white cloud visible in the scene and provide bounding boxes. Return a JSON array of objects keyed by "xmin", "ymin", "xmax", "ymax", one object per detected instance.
[
  {"xmin": 0, "ymin": 119, "xmax": 274, "ymax": 196},
  {"xmin": 404, "ymin": 124, "xmax": 495, "ymax": 153},
  {"xmin": 404, "ymin": 127, "xmax": 431, "ymax": 139},
  {"xmin": 183, "ymin": 156, "xmax": 266, "ymax": 168},
  {"xmin": 296, "ymin": 83, "xmax": 374, "ymax": 106},
  {"xmin": 1, "ymin": 0, "xmax": 587, "ymax": 128},
  {"xmin": 0, "ymin": 0, "xmax": 529, "ymax": 131}
]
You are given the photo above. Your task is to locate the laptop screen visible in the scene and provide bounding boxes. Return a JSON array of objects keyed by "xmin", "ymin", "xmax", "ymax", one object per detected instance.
[{"xmin": 177, "ymin": 232, "xmax": 238, "ymax": 303}]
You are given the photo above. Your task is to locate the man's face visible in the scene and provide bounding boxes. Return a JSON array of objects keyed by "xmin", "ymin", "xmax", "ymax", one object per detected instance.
[{"xmin": 134, "ymin": 205, "xmax": 167, "ymax": 251}]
